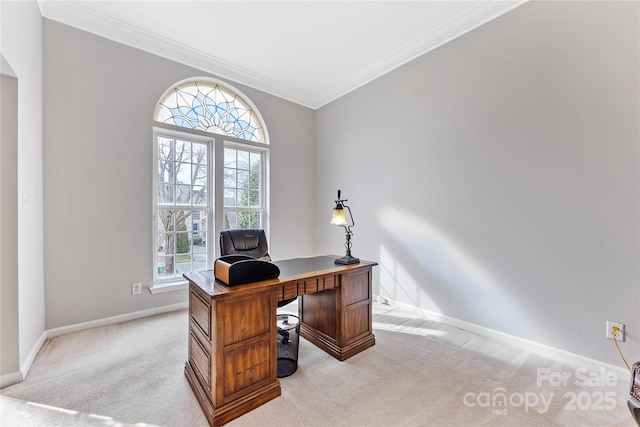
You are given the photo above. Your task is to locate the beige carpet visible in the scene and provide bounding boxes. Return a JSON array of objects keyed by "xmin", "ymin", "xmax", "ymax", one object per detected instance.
[{"xmin": 1, "ymin": 301, "xmax": 636, "ymax": 426}]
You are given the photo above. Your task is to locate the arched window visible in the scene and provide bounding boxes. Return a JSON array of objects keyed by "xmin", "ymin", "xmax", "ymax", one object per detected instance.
[
  {"xmin": 152, "ymin": 79, "xmax": 269, "ymax": 286},
  {"xmin": 154, "ymin": 81, "xmax": 267, "ymax": 143}
]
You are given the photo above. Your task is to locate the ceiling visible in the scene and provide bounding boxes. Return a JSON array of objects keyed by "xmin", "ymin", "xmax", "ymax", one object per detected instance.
[{"xmin": 38, "ymin": 0, "xmax": 526, "ymax": 109}]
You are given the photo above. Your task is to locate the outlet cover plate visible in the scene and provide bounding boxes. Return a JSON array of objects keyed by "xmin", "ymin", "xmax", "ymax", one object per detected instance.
[
  {"xmin": 606, "ymin": 321, "xmax": 625, "ymax": 342},
  {"xmin": 132, "ymin": 282, "xmax": 142, "ymax": 295}
]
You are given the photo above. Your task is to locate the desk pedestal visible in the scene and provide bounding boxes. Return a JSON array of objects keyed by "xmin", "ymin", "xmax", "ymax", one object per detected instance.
[
  {"xmin": 185, "ymin": 286, "xmax": 281, "ymax": 426},
  {"xmin": 299, "ymin": 268, "xmax": 375, "ymax": 361}
]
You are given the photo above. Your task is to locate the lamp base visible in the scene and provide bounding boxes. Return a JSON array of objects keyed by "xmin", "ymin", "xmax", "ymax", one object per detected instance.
[{"xmin": 334, "ymin": 255, "xmax": 360, "ymax": 265}]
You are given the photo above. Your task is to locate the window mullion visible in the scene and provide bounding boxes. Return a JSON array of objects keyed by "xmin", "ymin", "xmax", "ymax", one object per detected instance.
[{"xmin": 214, "ymin": 137, "xmax": 225, "ymax": 259}]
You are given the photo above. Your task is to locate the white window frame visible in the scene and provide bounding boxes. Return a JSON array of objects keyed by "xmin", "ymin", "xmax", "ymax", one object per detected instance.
[
  {"xmin": 221, "ymin": 140, "xmax": 269, "ymax": 234},
  {"xmin": 152, "ymin": 128, "xmax": 214, "ymax": 289},
  {"xmin": 150, "ymin": 125, "xmax": 270, "ymax": 293}
]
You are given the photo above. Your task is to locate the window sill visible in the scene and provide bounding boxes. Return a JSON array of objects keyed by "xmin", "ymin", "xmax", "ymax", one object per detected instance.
[{"xmin": 149, "ymin": 280, "xmax": 188, "ymax": 294}]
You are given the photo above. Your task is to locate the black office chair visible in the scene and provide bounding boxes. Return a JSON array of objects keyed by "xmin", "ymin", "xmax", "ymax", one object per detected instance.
[
  {"xmin": 220, "ymin": 228, "xmax": 271, "ymax": 261},
  {"xmin": 219, "ymin": 229, "xmax": 296, "ymax": 308}
]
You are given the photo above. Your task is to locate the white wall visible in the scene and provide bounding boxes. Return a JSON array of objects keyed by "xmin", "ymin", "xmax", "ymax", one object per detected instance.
[
  {"xmin": 42, "ymin": 20, "xmax": 315, "ymax": 329},
  {"xmin": 0, "ymin": 0, "xmax": 45, "ymax": 383},
  {"xmin": 315, "ymin": 1, "xmax": 639, "ymax": 367}
]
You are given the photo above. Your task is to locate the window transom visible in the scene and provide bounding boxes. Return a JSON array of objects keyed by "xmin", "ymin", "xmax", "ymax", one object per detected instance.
[{"xmin": 155, "ymin": 81, "xmax": 265, "ymax": 143}]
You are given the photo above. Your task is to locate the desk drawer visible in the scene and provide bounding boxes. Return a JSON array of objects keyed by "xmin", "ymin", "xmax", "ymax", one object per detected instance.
[
  {"xmin": 344, "ymin": 300, "xmax": 371, "ymax": 341},
  {"xmin": 222, "ymin": 333, "xmax": 272, "ymax": 401},
  {"xmin": 282, "ymin": 282, "xmax": 299, "ymax": 301},
  {"xmin": 303, "ymin": 278, "xmax": 318, "ymax": 294},
  {"xmin": 343, "ymin": 270, "xmax": 370, "ymax": 306},
  {"xmin": 190, "ymin": 331, "xmax": 211, "ymax": 391},
  {"xmin": 322, "ymin": 274, "xmax": 336, "ymax": 290},
  {"xmin": 190, "ymin": 290, "xmax": 211, "ymax": 339},
  {"xmin": 222, "ymin": 289, "xmax": 272, "ymax": 346}
]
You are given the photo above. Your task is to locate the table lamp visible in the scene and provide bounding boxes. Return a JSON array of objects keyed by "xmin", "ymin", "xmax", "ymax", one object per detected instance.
[{"xmin": 330, "ymin": 190, "xmax": 360, "ymax": 265}]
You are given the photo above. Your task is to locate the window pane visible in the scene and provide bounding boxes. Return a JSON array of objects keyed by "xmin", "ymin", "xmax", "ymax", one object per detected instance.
[
  {"xmin": 193, "ymin": 250, "xmax": 207, "ymax": 271},
  {"xmin": 157, "ymin": 233, "xmax": 174, "ymax": 255},
  {"xmin": 176, "ymin": 185, "xmax": 191, "ymax": 205},
  {"xmin": 250, "ymin": 151, "xmax": 261, "ymax": 169},
  {"xmin": 192, "ymin": 143, "xmax": 207, "ymax": 165},
  {"xmin": 249, "ymin": 190, "xmax": 260, "ymax": 208},
  {"xmin": 175, "ymin": 140, "xmax": 191, "ymax": 162},
  {"xmin": 176, "ymin": 232, "xmax": 191, "ymax": 254},
  {"xmin": 175, "ymin": 253, "xmax": 192, "ymax": 274},
  {"xmin": 249, "ymin": 172, "xmax": 260, "ymax": 190},
  {"xmin": 237, "ymin": 170, "xmax": 249, "ymax": 189},
  {"xmin": 224, "ymin": 169, "xmax": 236, "ymax": 189},
  {"xmin": 158, "ymin": 137, "xmax": 174, "ymax": 160},
  {"xmin": 237, "ymin": 150, "xmax": 249, "ymax": 170},
  {"xmin": 237, "ymin": 211, "xmax": 249, "ymax": 229},
  {"xmin": 224, "ymin": 211, "xmax": 237, "ymax": 229},
  {"xmin": 192, "ymin": 186, "xmax": 206, "ymax": 206},
  {"xmin": 194, "ymin": 210, "xmax": 208, "ymax": 232},
  {"xmin": 193, "ymin": 165, "xmax": 207, "ymax": 187},
  {"xmin": 250, "ymin": 212, "xmax": 261, "ymax": 229},
  {"xmin": 157, "ymin": 256, "xmax": 172, "ymax": 278},
  {"xmin": 224, "ymin": 189, "xmax": 236, "ymax": 207},
  {"xmin": 224, "ymin": 148, "xmax": 236, "ymax": 168},
  {"xmin": 158, "ymin": 184, "xmax": 174, "ymax": 204},
  {"xmin": 176, "ymin": 210, "xmax": 193, "ymax": 231},
  {"xmin": 238, "ymin": 189, "xmax": 249, "ymax": 207},
  {"xmin": 157, "ymin": 209, "xmax": 175, "ymax": 231},
  {"xmin": 176, "ymin": 163, "xmax": 192, "ymax": 185},
  {"xmin": 158, "ymin": 159, "xmax": 173, "ymax": 184}
]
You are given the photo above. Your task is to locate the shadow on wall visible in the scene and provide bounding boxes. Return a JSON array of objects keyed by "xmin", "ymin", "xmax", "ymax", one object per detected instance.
[{"xmin": 375, "ymin": 206, "xmax": 535, "ymax": 335}]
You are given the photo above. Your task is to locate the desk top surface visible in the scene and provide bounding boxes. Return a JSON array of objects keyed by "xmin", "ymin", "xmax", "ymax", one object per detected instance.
[{"xmin": 184, "ymin": 255, "xmax": 377, "ymax": 297}]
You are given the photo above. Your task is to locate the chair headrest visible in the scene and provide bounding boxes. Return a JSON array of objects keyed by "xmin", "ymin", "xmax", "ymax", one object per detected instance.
[
  {"xmin": 220, "ymin": 229, "xmax": 269, "ymax": 259},
  {"xmin": 228, "ymin": 230, "xmax": 261, "ymax": 250}
]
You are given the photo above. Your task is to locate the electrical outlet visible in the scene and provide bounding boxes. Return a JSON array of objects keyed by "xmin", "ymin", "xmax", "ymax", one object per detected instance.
[
  {"xmin": 131, "ymin": 282, "xmax": 142, "ymax": 295},
  {"xmin": 377, "ymin": 295, "xmax": 390, "ymax": 305},
  {"xmin": 606, "ymin": 321, "xmax": 625, "ymax": 342}
]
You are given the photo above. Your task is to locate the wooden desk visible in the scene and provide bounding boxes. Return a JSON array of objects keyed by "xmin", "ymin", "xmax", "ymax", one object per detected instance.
[{"xmin": 183, "ymin": 255, "xmax": 377, "ymax": 427}]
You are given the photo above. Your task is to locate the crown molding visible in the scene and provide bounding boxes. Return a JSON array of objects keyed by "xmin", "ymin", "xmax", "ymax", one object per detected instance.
[
  {"xmin": 312, "ymin": 0, "xmax": 528, "ymax": 108},
  {"xmin": 38, "ymin": 0, "xmax": 319, "ymax": 108},
  {"xmin": 38, "ymin": 0, "xmax": 526, "ymax": 110}
]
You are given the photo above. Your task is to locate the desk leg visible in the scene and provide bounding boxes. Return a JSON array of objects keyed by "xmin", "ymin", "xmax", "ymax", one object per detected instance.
[{"xmin": 300, "ymin": 268, "xmax": 375, "ymax": 361}]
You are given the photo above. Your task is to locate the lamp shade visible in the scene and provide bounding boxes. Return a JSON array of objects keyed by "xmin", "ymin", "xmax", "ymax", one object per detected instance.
[{"xmin": 330, "ymin": 204, "xmax": 348, "ymax": 226}]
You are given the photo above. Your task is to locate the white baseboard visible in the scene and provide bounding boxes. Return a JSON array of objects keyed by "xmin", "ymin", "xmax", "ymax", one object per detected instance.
[
  {"xmin": 18, "ymin": 330, "xmax": 47, "ymax": 382},
  {"xmin": 46, "ymin": 302, "xmax": 188, "ymax": 338},
  {"xmin": 4, "ymin": 302, "xmax": 189, "ymax": 388},
  {"xmin": 0, "ymin": 370, "xmax": 24, "ymax": 389},
  {"xmin": 375, "ymin": 295, "xmax": 630, "ymax": 376}
]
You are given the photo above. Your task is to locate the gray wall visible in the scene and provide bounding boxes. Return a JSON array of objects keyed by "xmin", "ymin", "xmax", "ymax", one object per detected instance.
[
  {"xmin": 0, "ymin": 0, "xmax": 45, "ymax": 384},
  {"xmin": 315, "ymin": 0, "xmax": 639, "ymax": 367},
  {"xmin": 1, "ymin": 56, "xmax": 20, "ymax": 383},
  {"xmin": 42, "ymin": 20, "xmax": 315, "ymax": 329}
]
